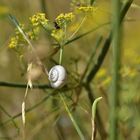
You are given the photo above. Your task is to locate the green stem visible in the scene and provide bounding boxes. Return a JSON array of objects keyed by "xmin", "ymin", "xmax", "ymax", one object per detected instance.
[
  {"xmin": 65, "ymin": 22, "xmax": 109, "ymax": 46},
  {"xmin": 59, "ymin": 47, "xmax": 63, "ymax": 65},
  {"xmin": 91, "ymin": 97, "xmax": 102, "ymax": 140},
  {"xmin": 92, "ymin": 97, "xmax": 102, "ymax": 121},
  {"xmin": 40, "ymin": 0, "xmax": 47, "ymax": 14},
  {"xmin": 81, "ymin": 36, "xmax": 103, "ymax": 83},
  {"xmin": 68, "ymin": 16, "xmax": 87, "ymax": 40},
  {"xmin": 84, "ymin": 84, "xmax": 107, "ymax": 140},
  {"xmin": 59, "ymin": 93, "xmax": 85, "ymax": 140},
  {"xmin": 86, "ymin": 0, "xmax": 133, "ymax": 83},
  {"xmin": 109, "ymin": 0, "xmax": 121, "ymax": 139}
]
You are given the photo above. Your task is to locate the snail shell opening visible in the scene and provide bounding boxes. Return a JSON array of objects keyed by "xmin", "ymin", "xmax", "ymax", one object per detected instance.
[{"xmin": 48, "ymin": 65, "xmax": 67, "ymax": 88}]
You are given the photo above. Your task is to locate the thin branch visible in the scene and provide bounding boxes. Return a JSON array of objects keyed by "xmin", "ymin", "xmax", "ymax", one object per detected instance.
[
  {"xmin": 0, "ymin": 92, "xmax": 56, "ymax": 127},
  {"xmin": 68, "ymin": 16, "xmax": 87, "ymax": 40},
  {"xmin": 0, "ymin": 105, "xmax": 19, "ymax": 131},
  {"xmin": 81, "ymin": 36, "xmax": 103, "ymax": 82},
  {"xmin": 59, "ymin": 93, "xmax": 85, "ymax": 140},
  {"xmin": 0, "ymin": 85, "xmax": 79, "ymax": 127},
  {"xmin": 40, "ymin": 0, "xmax": 47, "ymax": 15},
  {"xmin": 64, "ymin": 22, "xmax": 109, "ymax": 46},
  {"xmin": 86, "ymin": 0, "xmax": 133, "ymax": 83},
  {"xmin": 0, "ymin": 81, "xmax": 51, "ymax": 89},
  {"xmin": 86, "ymin": 33, "xmax": 111, "ymax": 83},
  {"xmin": 0, "ymin": 81, "xmax": 79, "ymax": 91}
]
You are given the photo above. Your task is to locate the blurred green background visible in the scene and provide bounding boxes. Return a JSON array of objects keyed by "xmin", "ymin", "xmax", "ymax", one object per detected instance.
[{"xmin": 0, "ymin": 0, "xmax": 140, "ymax": 140}]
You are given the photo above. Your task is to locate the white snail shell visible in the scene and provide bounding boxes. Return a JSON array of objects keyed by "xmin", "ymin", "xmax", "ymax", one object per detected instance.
[{"xmin": 48, "ymin": 65, "xmax": 67, "ymax": 88}]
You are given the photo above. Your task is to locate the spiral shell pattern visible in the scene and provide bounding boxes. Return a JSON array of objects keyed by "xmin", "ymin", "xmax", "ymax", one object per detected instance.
[{"xmin": 48, "ymin": 65, "xmax": 67, "ymax": 88}]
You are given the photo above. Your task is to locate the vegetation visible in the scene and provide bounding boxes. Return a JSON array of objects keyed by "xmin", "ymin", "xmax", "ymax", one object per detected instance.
[{"xmin": 0, "ymin": 0, "xmax": 140, "ymax": 140}]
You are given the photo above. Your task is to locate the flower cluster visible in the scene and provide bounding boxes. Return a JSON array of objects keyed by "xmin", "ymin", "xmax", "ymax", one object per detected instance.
[
  {"xmin": 55, "ymin": 12, "xmax": 74, "ymax": 27},
  {"xmin": 9, "ymin": 24, "xmax": 26, "ymax": 49},
  {"xmin": 29, "ymin": 13, "xmax": 48, "ymax": 27},
  {"xmin": 51, "ymin": 29, "xmax": 65, "ymax": 43},
  {"xmin": 27, "ymin": 28, "xmax": 40, "ymax": 40},
  {"xmin": 76, "ymin": 6, "xmax": 97, "ymax": 13},
  {"xmin": 8, "ymin": 12, "xmax": 75, "ymax": 49},
  {"xmin": 9, "ymin": 36, "xmax": 19, "ymax": 49},
  {"xmin": 29, "ymin": 13, "xmax": 49, "ymax": 40}
]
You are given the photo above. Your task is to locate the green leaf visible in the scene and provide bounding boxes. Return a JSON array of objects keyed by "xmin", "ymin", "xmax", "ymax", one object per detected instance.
[{"xmin": 92, "ymin": 97, "xmax": 102, "ymax": 120}]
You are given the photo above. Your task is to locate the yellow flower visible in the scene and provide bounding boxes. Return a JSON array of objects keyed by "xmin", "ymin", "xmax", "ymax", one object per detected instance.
[
  {"xmin": 55, "ymin": 12, "xmax": 74, "ymax": 27},
  {"xmin": 9, "ymin": 36, "xmax": 19, "ymax": 48},
  {"xmin": 30, "ymin": 13, "xmax": 48, "ymax": 27},
  {"xmin": 76, "ymin": 6, "xmax": 97, "ymax": 13},
  {"xmin": 27, "ymin": 27, "xmax": 40, "ymax": 40},
  {"xmin": 51, "ymin": 29, "xmax": 65, "ymax": 43}
]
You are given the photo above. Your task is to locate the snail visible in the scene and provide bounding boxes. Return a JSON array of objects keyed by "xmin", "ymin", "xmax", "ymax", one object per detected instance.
[{"xmin": 48, "ymin": 65, "xmax": 67, "ymax": 88}]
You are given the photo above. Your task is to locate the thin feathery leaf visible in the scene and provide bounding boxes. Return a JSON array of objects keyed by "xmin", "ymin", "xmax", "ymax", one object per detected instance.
[
  {"xmin": 8, "ymin": 14, "xmax": 33, "ymax": 48},
  {"xmin": 0, "ymin": 104, "xmax": 19, "ymax": 133},
  {"xmin": 92, "ymin": 97, "xmax": 102, "ymax": 120},
  {"xmin": 68, "ymin": 16, "xmax": 87, "ymax": 40},
  {"xmin": 65, "ymin": 22, "xmax": 109, "ymax": 46},
  {"xmin": 0, "ymin": 92, "xmax": 56, "ymax": 127},
  {"xmin": 60, "ymin": 93, "xmax": 85, "ymax": 140}
]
